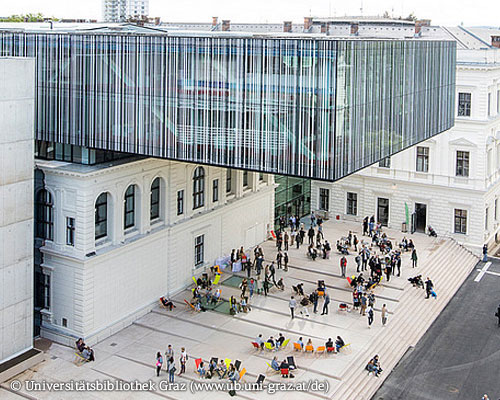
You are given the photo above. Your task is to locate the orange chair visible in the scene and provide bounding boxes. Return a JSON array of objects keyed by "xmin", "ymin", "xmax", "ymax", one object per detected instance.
[
  {"xmin": 318, "ymin": 291, "xmax": 325, "ymax": 297},
  {"xmin": 316, "ymin": 346, "xmax": 326, "ymax": 355},
  {"xmin": 293, "ymin": 342, "xmax": 303, "ymax": 352},
  {"xmin": 194, "ymin": 358, "xmax": 202, "ymax": 369},
  {"xmin": 239, "ymin": 368, "xmax": 247, "ymax": 382},
  {"xmin": 305, "ymin": 345, "xmax": 314, "ymax": 353}
]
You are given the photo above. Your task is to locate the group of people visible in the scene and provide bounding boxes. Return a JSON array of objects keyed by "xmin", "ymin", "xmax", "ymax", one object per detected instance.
[
  {"xmin": 191, "ymin": 279, "xmax": 222, "ymax": 312},
  {"xmin": 75, "ymin": 338, "xmax": 95, "ymax": 362},
  {"xmin": 365, "ymin": 355, "xmax": 383, "ymax": 377},
  {"xmin": 155, "ymin": 345, "xmax": 188, "ymax": 381},
  {"xmin": 255, "ymin": 333, "xmax": 287, "ymax": 350},
  {"xmin": 289, "ymin": 281, "xmax": 331, "ymax": 318}
]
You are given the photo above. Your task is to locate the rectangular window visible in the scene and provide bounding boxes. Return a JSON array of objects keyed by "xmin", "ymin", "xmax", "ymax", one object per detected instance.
[
  {"xmin": 496, "ymin": 198, "xmax": 498, "ymax": 221},
  {"xmin": 454, "ymin": 209, "xmax": 467, "ymax": 234},
  {"xmin": 319, "ymin": 188, "xmax": 329, "ymax": 211},
  {"xmin": 66, "ymin": 217, "xmax": 75, "ymax": 246},
  {"xmin": 346, "ymin": 192, "xmax": 358, "ymax": 216},
  {"xmin": 195, "ymin": 235, "xmax": 204, "ymax": 266},
  {"xmin": 259, "ymin": 172, "xmax": 264, "ymax": 181},
  {"xmin": 488, "ymin": 93, "xmax": 492, "ymax": 117},
  {"xmin": 177, "ymin": 190, "xmax": 184, "ymax": 215},
  {"xmin": 497, "ymin": 90, "xmax": 500, "ymax": 115},
  {"xmin": 243, "ymin": 171, "xmax": 249, "ymax": 187},
  {"xmin": 485, "ymin": 207, "xmax": 489, "ymax": 230},
  {"xmin": 42, "ymin": 273, "xmax": 51, "ymax": 310},
  {"xmin": 226, "ymin": 169, "xmax": 232, "ymax": 193},
  {"xmin": 458, "ymin": 92, "xmax": 471, "ymax": 117},
  {"xmin": 416, "ymin": 146, "xmax": 429, "ymax": 173},
  {"xmin": 378, "ymin": 157, "xmax": 391, "ymax": 168},
  {"xmin": 213, "ymin": 179, "xmax": 219, "ymax": 202},
  {"xmin": 456, "ymin": 151, "xmax": 470, "ymax": 177}
]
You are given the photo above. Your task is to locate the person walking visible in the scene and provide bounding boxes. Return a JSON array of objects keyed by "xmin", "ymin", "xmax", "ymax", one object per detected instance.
[
  {"xmin": 179, "ymin": 347, "xmax": 188, "ymax": 376},
  {"xmin": 156, "ymin": 352, "xmax": 163, "ymax": 377},
  {"xmin": 381, "ymin": 304, "xmax": 388, "ymax": 326},
  {"xmin": 362, "ymin": 216, "xmax": 368, "ymax": 236},
  {"xmin": 165, "ymin": 345, "xmax": 174, "ymax": 371},
  {"xmin": 340, "ymin": 256, "xmax": 347, "ymax": 278},
  {"xmin": 321, "ymin": 293, "xmax": 330, "ymax": 315},
  {"xmin": 411, "ymin": 248, "xmax": 418, "ymax": 268},
  {"xmin": 396, "ymin": 255, "xmax": 402, "ymax": 277},
  {"xmin": 353, "ymin": 235, "xmax": 359, "ymax": 251},
  {"xmin": 284, "ymin": 232, "xmax": 289, "ymax": 251},
  {"xmin": 249, "ymin": 279, "xmax": 255, "ymax": 298},
  {"xmin": 269, "ymin": 262, "xmax": 277, "ymax": 285},
  {"xmin": 311, "ymin": 290, "xmax": 319, "ymax": 314},
  {"xmin": 167, "ymin": 357, "xmax": 176, "ymax": 383},
  {"xmin": 360, "ymin": 293, "xmax": 368, "ymax": 316},
  {"xmin": 355, "ymin": 254, "xmax": 361, "ymax": 272},
  {"xmin": 263, "ymin": 275, "xmax": 270, "ymax": 297},
  {"xmin": 367, "ymin": 307, "xmax": 374, "ymax": 328},
  {"xmin": 385, "ymin": 263, "xmax": 392, "ymax": 282},
  {"xmin": 289, "ymin": 296, "xmax": 296, "ymax": 319},
  {"xmin": 276, "ymin": 251, "xmax": 283, "ymax": 269},
  {"xmin": 482, "ymin": 244, "xmax": 488, "ymax": 262},
  {"xmin": 425, "ymin": 277, "xmax": 434, "ymax": 299},
  {"xmin": 284, "ymin": 252, "xmax": 289, "ymax": 271},
  {"xmin": 308, "ymin": 226, "xmax": 315, "ymax": 245},
  {"xmin": 496, "ymin": 304, "xmax": 500, "ymax": 327}
]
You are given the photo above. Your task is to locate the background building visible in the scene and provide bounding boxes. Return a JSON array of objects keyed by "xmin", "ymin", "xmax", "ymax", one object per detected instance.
[
  {"xmin": 0, "ymin": 58, "xmax": 35, "ymax": 364},
  {"xmin": 102, "ymin": 0, "xmax": 149, "ymax": 22},
  {"xmin": 311, "ymin": 22, "xmax": 500, "ymax": 252}
]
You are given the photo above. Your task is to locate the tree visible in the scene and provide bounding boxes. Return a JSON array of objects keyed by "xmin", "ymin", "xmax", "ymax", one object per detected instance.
[
  {"xmin": 405, "ymin": 12, "xmax": 417, "ymax": 22},
  {"xmin": 1, "ymin": 13, "xmax": 58, "ymax": 22}
]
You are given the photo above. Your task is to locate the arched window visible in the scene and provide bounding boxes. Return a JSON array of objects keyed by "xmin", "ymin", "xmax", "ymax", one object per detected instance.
[
  {"xmin": 95, "ymin": 193, "xmax": 108, "ymax": 240},
  {"xmin": 193, "ymin": 167, "xmax": 205, "ymax": 210},
  {"xmin": 150, "ymin": 178, "xmax": 160, "ymax": 220},
  {"xmin": 36, "ymin": 190, "xmax": 53, "ymax": 240},
  {"xmin": 124, "ymin": 185, "xmax": 136, "ymax": 229}
]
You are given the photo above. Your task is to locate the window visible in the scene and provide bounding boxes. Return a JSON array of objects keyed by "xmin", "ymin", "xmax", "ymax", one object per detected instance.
[
  {"xmin": 259, "ymin": 172, "xmax": 264, "ymax": 181},
  {"xmin": 193, "ymin": 167, "xmax": 205, "ymax": 209},
  {"xmin": 243, "ymin": 171, "xmax": 249, "ymax": 187},
  {"xmin": 346, "ymin": 192, "xmax": 358, "ymax": 216},
  {"xmin": 458, "ymin": 92, "xmax": 471, "ymax": 117},
  {"xmin": 124, "ymin": 185, "xmax": 135, "ymax": 229},
  {"xmin": 39, "ymin": 272, "xmax": 51, "ymax": 310},
  {"xmin": 226, "ymin": 169, "xmax": 232, "ymax": 193},
  {"xmin": 177, "ymin": 190, "xmax": 184, "ymax": 215},
  {"xmin": 497, "ymin": 90, "xmax": 500, "ymax": 115},
  {"xmin": 66, "ymin": 217, "xmax": 75, "ymax": 246},
  {"xmin": 488, "ymin": 93, "xmax": 492, "ymax": 117},
  {"xmin": 195, "ymin": 235, "xmax": 204, "ymax": 266},
  {"xmin": 150, "ymin": 178, "xmax": 160, "ymax": 220},
  {"xmin": 416, "ymin": 146, "xmax": 429, "ymax": 172},
  {"xmin": 36, "ymin": 190, "xmax": 54, "ymax": 240},
  {"xmin": 212, "ymin": 179, "xmax": 219, "ymax": 202},
  {"xmin": 319, "ymin": 188, "xmax": 329, "ymax": 211},
  {"xmin": 454, "ymin": 209, "xmax": 467, "ymax": 234},
  {"xmin": 456, "ymin": 151, "xmax": 470, "ymax": 177},
  {"xmin": 495, "ymin": 198, "xmax": 498, "ymax": 221},
  {"xmin": 95, "ymin": 193, "xmax": 108, "ymax": 240},
  {"xmin": 378, "ymin": 157, "xmax": 391, "ymax": 168},
  {"xmin": 485, "ymin": 207, "xmax": 489, "ymax": 230}
]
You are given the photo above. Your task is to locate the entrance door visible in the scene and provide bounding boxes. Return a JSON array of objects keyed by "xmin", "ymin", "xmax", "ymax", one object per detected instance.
[
  {"xmin": 377, "ymin": 198, "xmax": 389, "ymax": 226},
  {"xmin": 415, "ymin": 203, "xmax": 427, "ymax": 233}
]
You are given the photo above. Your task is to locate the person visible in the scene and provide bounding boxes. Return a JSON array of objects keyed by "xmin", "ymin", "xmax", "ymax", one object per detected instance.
[
  {"xmin": 496, "ymin": 304, "xmax": 500, "ymax": 327},
  {"xmin": 321, "ymin": 292, "xmax": 330, "ymax": 315},
  {"xmin": 340, "ymin": 256, "xmax": 347, "ymax": 277},
  {"xmin": 297, "ymin": 337, "xmax": 304, "ymax": 349},
  {"xmin": 325, "ymin": 338, "xmax": 334, "ymax": 349},
  {"xmin": 310, "ymin": 212, "xmax": 316, "ymax": 227},
  {"xmin": 353, "ymin": 235, "xmax": 359, "ymax": 251},
  {"xmin": 179, "ymin": 347, "xmax": 188, "ymax": 376},
  {"xmin": 363, "ymin": 216, "xmax": 369, "ymax": 236},
  {"xmin": 230, "ymin": 295, "xmax": 238, "ymax": 314},
  {"xmin": 360, "ymin": 293, "xmax": 368, "ymax": 316},
  {"xmin": 269, "ymin": 262, "xmax": 277, "ymax": 285},
  {"xmin": 249, "ymin": 279, "xmax": 255, "ymax": 298},
  {"xmin": 263, "ymin": 275, "xmax": 271, "ymax": 297},
  {"xmin": 82, "ymin": 346, "xmax": 95, "ymax": 362},
  {"xmin": 198, "ymin": 361, "xmax": 206, "ymax": 378},
  {"xmin": 482, "ymin": 244, "xmax": 488, "ymax": 262},
  {"xmin": 276, "ymin": 251, "xmax": 283, "ymax": 269},
  {"xmin": 207, "ymin": 359, "xmax": 217, "ymax": 379},
  {"xmin": 300, "ymin": 295, "xmax": 310, "ymax": 317},
  {"xmin": 425, "ymin": 277, "xmax": 434, "ymax": 299},
  {"xmin": 283, "ymin": 231, "xmax": 289, "ymax": 251},
  {"xmin": 311, "ymin": 290, "xmax": 319, "ymax": 313},
  {"xmin": 165, "ymin": 344, "xmax": 174, "ymax": 366},
  {"xmin": 76, "ymin": 338, "xmax": 85, "ymax": 353},
  {"xmin": 411, "ymin": 248, "xmax": 418, "ymax": 268},
  {"xmin": 284, "ymin": 252, "xmax": 289, "ymax": 271},
  {"xmin": 279, "ymin": 359, "xmax": 294, "ymax": 378},
  {"xmin": 306, "ymin": 338, "xmax": 313, "ymax": 349},
  {"xmin": 367, "ymin": 306, "xmax": 374, "ymax": 328},
  {"xmin": 296, "ymin": 283, "xmax": 305, "ymax": 296},
  {"xmin": 271, "ymin": 356, "xmax": 280, "ymax": 371},
  {"xmin": 381, "ymin": 304, "xmax": 388, "ymax": 326},
  {"xmin": 156, "ymin": 352, "xmax": 163, "ymax": 377},
  {"xmin": 335, "ymin": 336, "xmax": 345, "ymax": 352},
  {"xmin": 160, "ymin": 297, "xmax": 175, "ymax": 310},
  {"xmin": 228, "ymin": 364, "xmax": 238, "ymax": 383},
  {"xmin": 308, "ymin": 226, "xmax": 315, "ymax": 245},
  {"xmin": 355, "ymin": 254, "xmax": 361, "ymax": 272},
  {"xmin": 277, "ymin": 333, "xmax": 285, "ymax": 348},
  {"xmin": 289, "ymin": 296, "xmax": 297, "ymax": 319},
  {"xmin": 217, "ymin": 360, "xmax": 227, "ymax": 379},
  {"xmin": 255, "ymin": 334, "xmax": 264, "ymax": 349},
  {"xmin": 385, "ymin": 262, "xmax": 392, "ymax": 282},
  {"xmin": 481, "ymin": 395, "xmax": 490, "ymax": 400},
  {"xmin": 167, "ymin": 356, "xmax": 176, "ymax": 382},
  {"xmin": 275, "ymin": 277, "xmax": 285, "ymax": 291},
  {"xmin": 267, "ymin": 336, "xmax": 276, "ymax": 349}
]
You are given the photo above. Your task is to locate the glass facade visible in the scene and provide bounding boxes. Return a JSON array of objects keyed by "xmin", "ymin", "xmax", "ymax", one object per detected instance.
[
  {"xmin": 274, "ymin": 175, "xmax": 311, "ymax": 228},
  {"xmin": 0, "ymin": 32, "xmax": 456, "ymax": 181}
]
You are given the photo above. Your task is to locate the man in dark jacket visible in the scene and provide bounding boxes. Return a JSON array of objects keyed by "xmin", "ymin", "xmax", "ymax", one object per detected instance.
[
  {"xmin": 496, "ymin": 304, "xmax": 500, "ymax": 326},
  {"xmin": 425, "ymin": 277, "xmax": 434, "ymax": 299}
]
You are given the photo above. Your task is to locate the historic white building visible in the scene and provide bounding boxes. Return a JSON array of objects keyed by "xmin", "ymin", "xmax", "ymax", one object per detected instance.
[
  {"xmin": 0, "ymin": 58, "xmax": 35, "ymax": 364},
  {"xmin": 35, "ymin": 158, "xmax": 274, "ymax": 345},
  {"xmin": 312, "ymin": 26, "xmax": 500, "ymax": 252}
]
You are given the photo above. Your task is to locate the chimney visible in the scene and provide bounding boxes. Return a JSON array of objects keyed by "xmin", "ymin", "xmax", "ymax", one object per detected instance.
[
  {"xmin": 414, "ymin": 19, "xmax": 430, "ymax": 37},
  {"xmin": 283, "ymin": 21, "xmax": 292, "ymax": 33},
  {"xmin": 212, "ymin": 16, "xmax": 218, "ymax": 27},
  {"xmin": 321, "ymin": 22, "xmax": 329, "ymax": 34},
  {"xmin": 304, "ymin": 17, "xmax": 313, "ymax": 31},
  {"xmin": 350, "ymin": 22, "xmax": 359, "ymax": 36},
  {"xmin": 222, "ymin": 20, "xmax": 230, "ymax": 31},
  {"xmin": 492, "ymin": 36, "xmax": 500, "ymax": 49},
  {"xmin": 154, "ymin": 17, "xmax": 160, "ymax": 26}
]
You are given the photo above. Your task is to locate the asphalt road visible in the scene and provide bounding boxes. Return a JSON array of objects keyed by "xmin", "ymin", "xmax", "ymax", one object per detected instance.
[{"xmin": 373, "ymin": 258, "xmax": 500, "ymax": 400}]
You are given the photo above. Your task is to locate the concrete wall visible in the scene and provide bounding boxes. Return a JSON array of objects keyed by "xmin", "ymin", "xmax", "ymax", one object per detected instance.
[
  {"xmin": 36, "ymin": 159, "xmax": 274, "ymax": 344},
  {"xmin": 0, "ymin": 58, "xmax": 35, "ymax": 363}
]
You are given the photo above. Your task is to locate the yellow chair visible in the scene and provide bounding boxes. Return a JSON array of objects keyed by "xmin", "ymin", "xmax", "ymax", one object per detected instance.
[
  {"xmin": 293, "ymin": 342, "xmax": 302, "ymax": 352},
  {"xmin": 339, "ymin": 343, "xmax": 351, "ymax": 353},
  {"xmin": 239, "ymin": 368, "xmax": 247, "ymax": 382},
  {"xmin": 192, "ymin": 276, "xmax": 198, "ymax": 285},
  {"xmin": 280, "ymin": 339, "xmax": 290, "ymax": 349},
  {"xmin": 264, "ymin": 342, "xmax": 274, "ymax": 351},
  {"xmin": 224, "ymin": 358, "xmax": 232, "ymax": 369},
  {"xmin": 266, "ymin": 362, "xmax": 280, "ymax": 374},
  {"xmin": 305, "ymin": 345, "xmax": 314, "ymax": 353},
  {"xmin": 213, "ymin": 274, "xmax": 221, "ymax": 285},
  {"xmin": 316, "ymin": 346, "xmax": 326, "ymax": 355}
]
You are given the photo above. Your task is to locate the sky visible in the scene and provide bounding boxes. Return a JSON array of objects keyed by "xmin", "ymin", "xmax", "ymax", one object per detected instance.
[{"xmin": 1, "ymin": 0, "xmax": 499, "ymax": 27}]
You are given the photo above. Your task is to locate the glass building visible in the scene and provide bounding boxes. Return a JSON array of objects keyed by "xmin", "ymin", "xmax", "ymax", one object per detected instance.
[
  {"xmin": 0, "ymin": 31, "xmax": 456, "ymax": 181},
  {"xmin": 274, "ymin": 175, "xmax": 311, "ymax": 228}
]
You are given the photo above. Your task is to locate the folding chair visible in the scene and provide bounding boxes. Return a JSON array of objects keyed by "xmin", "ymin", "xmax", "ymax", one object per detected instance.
[
  {"xmin": 264, "ymin": 342, "xmax": 274, "ymax": 351},
  {"xmin": 251, "ymin": 342, "xmax": 261, "ymax": 350},
  {"xmin": 213, "ymin": 274, "xmax": 221, "ymax": 285},
  {"xmin": 293, "ymin": 342, "xmax": 302, "ymax": 352},
  {"xmin": 184, "ymin": 299, "xmax": 196, "ymax": 311},
  {"xmin": 234, "ymin": 360, "xmax": 241, "ymax": 371},
  {"xmin": 239, "ymin": 368, "xmax": 247, "ymax": 382},
  {"xmin": 224, "ymin": 358, "xmax": 232, "ymax": 369},
  {"xmin": 286, "ymin": 356, "xmax": 296, "ymax": 369},
  {"xmin": 192, "ymin": 276, "xmax": 198, "ymax": 285},
  {"xmin": 256, "ymin": 374, "xmax": 265, "ymax": 384},
  {"xmin": 326, "ymin": 347, "xmax": 336, "ymax": 354},
  {"xmin": 339, "ymin": 343, "xmax": 352, "ymax": 354},
  {"xmin": 316, "ymin": 346, "xmax": 326, "ymax": 355},
  {"xmin": 280, "ymin": 368, "xmax": 290, "ymax": 378},
  {"xmin": 194, "ymin": 358, "xmax": 202, "ymax": 372},
  {"xmin": 266, "ymin": 362, "xmax": 280, "ymax": 374},
  {"xmin": 305, "ymin": 345, "xmax": 314, "ymax": 354},
  {"xmin": 281, "ymin": 339, "xmax": 290, "ymax": 349}
]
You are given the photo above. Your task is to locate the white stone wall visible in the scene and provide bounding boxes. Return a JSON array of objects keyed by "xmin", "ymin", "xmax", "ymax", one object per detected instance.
[
  {"xmin": 37, "ymin": 159, "xmax": 274, "ymax": 344},
  {"xmin": 312, "ymin": 60, "xmax": 500, "ymax": 250},
  {"xmin": 0, "ymin": 58, "xmax": 35, "ymax": 363}
]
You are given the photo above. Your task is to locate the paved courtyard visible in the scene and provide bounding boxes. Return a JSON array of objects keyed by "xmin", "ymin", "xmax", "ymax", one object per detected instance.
[{"xmin": 0, "ymin": 219, "xmax": 478, "ymax": 399}]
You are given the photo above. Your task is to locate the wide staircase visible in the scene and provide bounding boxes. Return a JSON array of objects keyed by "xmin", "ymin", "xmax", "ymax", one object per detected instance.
[{"xmin": 329, "ymin": 238, "xmax": 479, "ymax": 400}]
